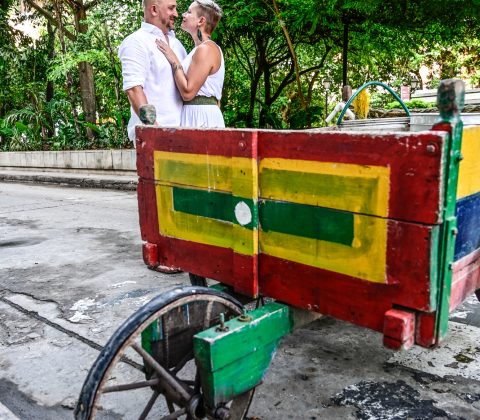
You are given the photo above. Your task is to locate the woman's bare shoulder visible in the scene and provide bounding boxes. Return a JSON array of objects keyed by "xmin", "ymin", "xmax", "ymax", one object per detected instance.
[{"xmin": 197, "ymin": 41, "xmax": 221, "ymax": 54}]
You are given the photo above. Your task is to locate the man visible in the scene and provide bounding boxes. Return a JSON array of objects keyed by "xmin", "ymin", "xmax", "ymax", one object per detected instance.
[
  {"xmin": 119, "ymin": 0, "xmax": 187, "ymax": 142},
  {"xmin": 119, "ymin": 0, "xmax": 186, "ymax": 274}
]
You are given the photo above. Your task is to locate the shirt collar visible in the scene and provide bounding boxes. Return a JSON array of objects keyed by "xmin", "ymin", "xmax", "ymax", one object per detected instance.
[{"xmin": 141, "ymin": 22, "xmax": 176, "ymax": 39}]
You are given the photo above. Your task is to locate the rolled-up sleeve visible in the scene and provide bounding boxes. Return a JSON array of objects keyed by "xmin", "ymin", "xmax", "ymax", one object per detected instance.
[{"xmin": 118, "ymin": 36, "xmax": 148, "ymax": 91}]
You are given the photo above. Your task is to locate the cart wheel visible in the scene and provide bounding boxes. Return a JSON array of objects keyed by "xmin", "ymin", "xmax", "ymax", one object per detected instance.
[
  {"xmin": 189, "ymin": 273, "xmax": 208, "ymax": 287},
  {"xmin": 75, "ymin": 286, "xmax": 254, "ymax": 420}
]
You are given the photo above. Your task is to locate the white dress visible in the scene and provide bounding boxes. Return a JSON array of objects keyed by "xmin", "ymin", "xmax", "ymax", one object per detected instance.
[{"xmin": 180, "ymin": 41, "xmax": 225, "ymax": 128}]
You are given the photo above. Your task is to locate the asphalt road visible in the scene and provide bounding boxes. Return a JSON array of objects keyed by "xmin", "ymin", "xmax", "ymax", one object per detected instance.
[{"xmin": 1, "ymin": 182, "xmax": 479, "ymax": 420}]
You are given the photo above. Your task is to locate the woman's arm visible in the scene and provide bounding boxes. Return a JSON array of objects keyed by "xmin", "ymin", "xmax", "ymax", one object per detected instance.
[{"xmin": 156, "ymin": 40, "xmax": 219, "ymax": 101}]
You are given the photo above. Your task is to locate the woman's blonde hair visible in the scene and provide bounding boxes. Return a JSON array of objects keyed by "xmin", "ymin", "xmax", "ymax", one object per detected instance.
[{"xmin": 195, "ymin": 0, "xmax": 223, "ymax": 33}]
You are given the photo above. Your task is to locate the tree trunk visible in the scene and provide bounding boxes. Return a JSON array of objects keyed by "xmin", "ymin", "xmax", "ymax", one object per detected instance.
[
  {"xmin": 45, "ymin": 21, "xmax": 55, "ymax": 144},
  {"xmin": 78, "ymin": 61, "xmax": 96, "ymax": 125},
  {"xmin": 54, "ymin": 0, "xmax": 82, "ymax": 140},
  {"xmin": 73, "ymin": 0, "xmax": 96, "ymax": 137},
  {"xmin": 259, "ymin": 39, "xmax": 270, "ymax": 128},
  {"xmin": 247, "ymin": 69, "xmax": 261, "ymax": 127}
]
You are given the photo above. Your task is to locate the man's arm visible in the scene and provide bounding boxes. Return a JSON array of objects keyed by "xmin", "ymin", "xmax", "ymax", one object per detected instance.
[
  {"xmin": 119, "ymin": 35, "xmax": 149, "ymax": 116},
  {"xmin": 125, "ymin": 85, "xmax": 148, "ymax": 117}
]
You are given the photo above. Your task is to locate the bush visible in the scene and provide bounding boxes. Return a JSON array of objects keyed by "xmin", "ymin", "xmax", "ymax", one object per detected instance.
[{"xmin": 385, "ymin": 99, "xmax": 436, "ymax": 110}]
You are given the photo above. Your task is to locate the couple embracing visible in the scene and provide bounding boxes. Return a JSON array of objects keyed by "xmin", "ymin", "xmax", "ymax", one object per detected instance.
[{"xmin": 119, "ymin": 0, "xmax": 224, "ymax": 143}]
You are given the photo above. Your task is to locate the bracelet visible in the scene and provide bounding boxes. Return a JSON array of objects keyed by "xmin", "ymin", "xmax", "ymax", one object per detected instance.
[{"xmin": 172, "ymin": 63, "xmax": 183, "ymax": 74}]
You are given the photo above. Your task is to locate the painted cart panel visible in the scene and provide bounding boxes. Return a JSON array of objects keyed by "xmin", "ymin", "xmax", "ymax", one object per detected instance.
[
  {"xmin": 450, "ymin": 125, "xmax": 480, "ymax": 310},
  {"xmin": 136, "ymin": 125, "xmax": 455, "ymax": 347}
]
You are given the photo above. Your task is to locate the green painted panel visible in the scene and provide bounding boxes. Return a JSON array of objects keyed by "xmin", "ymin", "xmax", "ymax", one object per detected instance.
[
  {"xmin": 172, "ymin": 187, "xmax": 257, "ymax": 229},
  {"xmin": 173, "ymin": 187, "xmax": 354, "ymax": 246},
  {"xmin": 141, "ymin": 320, "xmax": 162, "ymax": 355},
  {"xmin": 194, "ymin": 302, "xmax": 292, "ymax": 372},
  {"xmin": 429, "ymin": 226, "xmax": 440, "ymax": 311},
  {"xmin": 259, "ymin": 200, "xmax": 354, "ymax": 246},
  {"xmin": 194, "ymin": 302, "xmax": 293, "ymax": 407},
  {"xmin": 199, "ymin": 341, "xmax": 278, "ymax": 406},
  {"xmin": 434, "ymin": 79, "xmax": 465, "ymax": 342}
]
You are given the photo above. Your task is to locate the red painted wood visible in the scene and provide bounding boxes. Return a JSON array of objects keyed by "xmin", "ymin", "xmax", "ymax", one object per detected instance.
[
  {"xmin": 385, "ymin": 220, "xmax": 436, "ymax": 311},
  {"xmin": 159, "ymin": 237, "xmax": 258, "ymax": 297},
  {"xmin": 415, "ymin": 312, "xmax": 437, "ymax": 348},
  {"xmin": 137, "ymin": 179, "xmax": 147, "ymax": 241},
  {"xmin": 450, "ymin": 250, "xmax": 480, "ymax": 311},
  {"xmin": 135, "ymin": 127, "xmax": 450, "ymax": 348},
  {"xmin": 137, "ymin": 179, "xmax": 162, "ymax": 244},
  {"xmin": 137, "ymin": 175, "xmax": 258, "ymax": 296},
  {"xmin": 384, "ymin": 336, "xmax": 414, "ymax": 351},
  {"xmin": 258, "ymin": 130, "xmax": 446, "ymax": 224},
  {"xmin": 383, "ymin": 309, "xmax": 415, "ymax": 350},
  {"xmin": 383, "ymin": 336, "xmax": 403, "ymax": 350},
  {"xmin": 452, "ymin": 248, "xmax": 480, "ymax": 272},
  {"xmin": 258, "ymin": 220, "xmax": 437, "ymax": 329},
  {"xmin": 136, "ymin": 127, "xmax": 258, "ymax": 180},
  {"xmin": 138, "ymin": 166, "xmax": 438, "ymax": 332},
  {"xmin": 142, "ymin": 242, "xmax": 158, "ymax": 268},
  {"xmin": 259, "ymin": 253, "xmax": 394, "ymax": 332},
  {"xmin": 137, "ymin": 127, "xmax": 446, "ymax": 224}
]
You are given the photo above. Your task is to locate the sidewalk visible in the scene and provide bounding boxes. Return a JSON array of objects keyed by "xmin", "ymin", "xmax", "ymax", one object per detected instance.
[{"xmin": 0, "ymin": 169, "xmax": 137, "ymax": 191}]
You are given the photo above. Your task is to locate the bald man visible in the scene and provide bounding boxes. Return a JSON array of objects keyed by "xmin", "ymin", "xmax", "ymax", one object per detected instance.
[
  {"xmin": 119, "ymin": 0, "xmax": 187, "ymax": 142},
  {"xmin": 119, "ymin": 0, "xmax": 186, "ymax": 274}
]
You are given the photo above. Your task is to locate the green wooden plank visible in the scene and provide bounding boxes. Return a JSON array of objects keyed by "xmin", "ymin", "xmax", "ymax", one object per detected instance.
[
  {"xmin": 199, "ymin": 341, "xmax": 278, "ymax": 406},
  {"xmin": 173, "ymin": 186, "xmax": 354, "ymax": 245},
  {"xmin": 141, "ymin": 319, "xmax": 162, "ymax": 355},
  {"xmin": 194, "ymin": 302, "xmax": 292, "ymax": 372},
  {"xmin": 429, "ymin": 226, "xmax": 440, "ymax": 311},
  {"xmin": 172, "ymin": 187, "xmax": 257, "ymax": 229},
  {"xmin": 259, "ymin": 199, "xmax": 354, "ymax": 245},
  {"xmin": 434, "ymin": 79, "xmax": 465, "ymax": 341},
  {"xmin": 194, "ymin": 302, "xmax": 293, "ymax": 407}
]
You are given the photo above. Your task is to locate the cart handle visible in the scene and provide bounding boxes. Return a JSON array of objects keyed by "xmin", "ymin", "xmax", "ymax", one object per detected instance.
[{"xmin": 336, "ymin": 81, "xmax": 411, "ymax": 126}]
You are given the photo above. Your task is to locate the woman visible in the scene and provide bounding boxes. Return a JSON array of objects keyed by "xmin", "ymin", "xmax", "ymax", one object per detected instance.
[{"xmin": 156, "ymin": 0, "xmax": 224, "ymax": 128}]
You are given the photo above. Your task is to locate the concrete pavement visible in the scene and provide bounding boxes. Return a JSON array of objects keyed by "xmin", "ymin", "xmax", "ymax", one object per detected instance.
[{"xmin": 1, "ymin": 182, "xmax": 480, "ymax": 419}]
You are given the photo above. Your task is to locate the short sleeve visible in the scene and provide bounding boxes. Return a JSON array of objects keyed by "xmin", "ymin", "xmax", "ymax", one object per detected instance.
[{"xmin": 118, "ymin": 35, "xmax": 148, "ymax": 91}]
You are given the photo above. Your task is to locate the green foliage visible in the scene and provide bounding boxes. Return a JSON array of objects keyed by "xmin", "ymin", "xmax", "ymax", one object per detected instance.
[
  {"xmin": 0, "ymin": 0, "xmax": 479, "ymax": 151},
  {"xmin": 384, "ymin": 99, "xmax": 436, "ymax": 110}
]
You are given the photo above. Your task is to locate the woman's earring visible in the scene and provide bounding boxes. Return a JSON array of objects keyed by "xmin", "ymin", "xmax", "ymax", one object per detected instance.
[{"xmin": 197, "ymin": 28, "xmax": 203, "ymax": 42}]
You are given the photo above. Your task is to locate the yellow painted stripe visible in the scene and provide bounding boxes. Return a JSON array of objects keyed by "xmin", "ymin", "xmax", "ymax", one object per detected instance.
[
  {"xmin": 154, "ymin": 153, "xmax": 388, "ymax": 281},
  {"xmin": 156, "ymin": 185, "xmax": 258, "ymax": 256},
  {"xmin": 154, "ymin": 151, "xmax": 256, "ymax": 199},
  {"xmin": 259, "ymin": 158, "xmax": 390, "ymax": 217},
  {"xmin": 457, "ymin": 126, "xmax": 480, "ymax": 199},
  {"xmin": 260, "ymin": 213, "xmax": 388, "ymax": 283}
]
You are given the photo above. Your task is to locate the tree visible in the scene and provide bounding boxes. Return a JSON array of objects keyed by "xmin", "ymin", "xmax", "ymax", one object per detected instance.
[{"xmin": 21, "ymin": 0, "xmax": 99, "ymax": 138}]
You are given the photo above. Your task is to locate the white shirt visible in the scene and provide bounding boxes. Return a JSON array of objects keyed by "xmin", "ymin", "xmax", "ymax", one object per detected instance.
[{"xmin": 118, "ymin": 22, "xmax": 187, "ymax": 141}]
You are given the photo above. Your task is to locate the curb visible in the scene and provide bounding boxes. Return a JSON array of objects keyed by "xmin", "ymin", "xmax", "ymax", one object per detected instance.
[
  {"xmin": 0, "ymin": 173, "xmax": 137, "ymax": 191},
  {"xmin": 0, "ymin": 402, "xmax": 19, "ymax": 420}
]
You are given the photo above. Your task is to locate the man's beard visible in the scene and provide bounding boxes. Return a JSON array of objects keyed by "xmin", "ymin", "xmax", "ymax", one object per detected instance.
[{"xmin": 162, "ymin": 17, "xmax": 174, "ymax": 30}]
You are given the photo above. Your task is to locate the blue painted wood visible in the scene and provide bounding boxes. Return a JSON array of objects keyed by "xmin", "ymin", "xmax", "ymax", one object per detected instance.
[{"xmin": 455, "ymin": 191, "xmax": 480, "ymax": 260}]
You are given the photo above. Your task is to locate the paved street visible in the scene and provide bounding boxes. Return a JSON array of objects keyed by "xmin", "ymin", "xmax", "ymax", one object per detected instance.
[{"xmin": 1, "ymin": 182, "xmax": 480, "ymax": 419}]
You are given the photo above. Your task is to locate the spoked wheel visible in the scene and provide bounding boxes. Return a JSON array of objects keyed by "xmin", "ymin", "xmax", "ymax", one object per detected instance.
[{"xmin": 75, "ymin": 286, "xmax": 255, "ymax": 420}]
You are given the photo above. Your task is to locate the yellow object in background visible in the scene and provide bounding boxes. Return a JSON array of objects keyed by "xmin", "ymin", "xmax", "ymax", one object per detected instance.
[{"xmin": 353, "ymin": 89, "xmax": 370, "ymax": 119}]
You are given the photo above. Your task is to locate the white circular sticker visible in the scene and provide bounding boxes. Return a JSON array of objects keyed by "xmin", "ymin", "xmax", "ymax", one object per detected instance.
[{"xmin": 234, "ymin": 201, "xmax": 252, "ymax": 226}]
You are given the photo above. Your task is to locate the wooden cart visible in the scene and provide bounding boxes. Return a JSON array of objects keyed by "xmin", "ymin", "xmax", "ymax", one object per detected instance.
[{"xmin": 75, "ymin": 79, "xmax": 480, "ymax": 420}]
